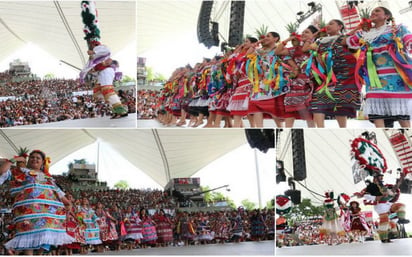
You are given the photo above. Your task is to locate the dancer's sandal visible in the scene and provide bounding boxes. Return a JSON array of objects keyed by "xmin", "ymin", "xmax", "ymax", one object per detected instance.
[{"xmin": 110, "ymin": 113, "xmax": 128, "ymax": 119}]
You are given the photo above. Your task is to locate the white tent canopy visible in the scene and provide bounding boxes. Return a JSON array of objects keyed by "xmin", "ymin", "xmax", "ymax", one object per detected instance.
[
  {"xmin": 277, "ymin": 129, "xmax": 412, "ymax": 204},
  {"xmin": 0, "ymin": 1, "xmax": 135, "ymax": 71},
  {"xmin": 138, "ymin": 0, "xmax": 412, "ymax": 56},
  {"xmin": 0, "ymin": 129, "xmax": 248, "ymax": 187}
]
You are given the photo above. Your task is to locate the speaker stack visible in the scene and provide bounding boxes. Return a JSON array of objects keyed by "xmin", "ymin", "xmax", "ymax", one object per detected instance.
[
  {"xmin": 228, "ymin": 0, "xmax": 245, "ymax": 47},
  {"xmin": 197, "ymin": 1, "xmax": 219, "ymax": 48},
  {"xmin": 285, "ymin": 189, "xmax": 301, "ymax": 205},
  {"xmin": 291, "ymin": 129, "xmax": 307, "ymax": 181}
]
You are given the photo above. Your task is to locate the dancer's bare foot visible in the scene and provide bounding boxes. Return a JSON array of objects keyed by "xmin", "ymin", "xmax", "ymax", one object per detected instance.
[
  {"xmin": 176, "ymin": 120, "xmax": 186, "ymax": 126},
  {"xmin": 192, "ymin": 120, "xmax": 204, "ymax": 127}
]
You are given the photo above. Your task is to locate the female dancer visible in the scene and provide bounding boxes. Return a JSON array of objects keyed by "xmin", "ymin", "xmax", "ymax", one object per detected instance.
[
  {"xmin": 308, "ymin": 20, "xmax": 361, "ymax": 127},
  {"xmin": 227, "ymin": 37, "xmax": 259, "ymax": 127},
  {"xmin": 347, "ymin": 6, "xmax": 412, "ymax": 127},
  {"xmin": 275, "ymin": 25, "xmax": 319, "ymax": 127},
  {"xmin": 0, "ymin": 150, "xmax": 74, "ymax": 254},
  {"xmin": 95, "ymin": 202, "xmax": 118, "ymax": 252}
]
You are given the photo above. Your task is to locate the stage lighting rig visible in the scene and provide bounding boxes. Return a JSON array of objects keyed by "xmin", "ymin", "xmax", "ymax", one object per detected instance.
[
  {"xmin": 400, "ymin": 1, "xmax": 412, "ymax": 14},
  {"xmin": 295, "ymin": 2, "xmax": 322, "ymax": 26}
]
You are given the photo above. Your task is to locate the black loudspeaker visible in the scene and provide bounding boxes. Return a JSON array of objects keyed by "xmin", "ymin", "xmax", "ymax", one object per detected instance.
[
  {"xmin": 228, "ymin": 0, "xmax": 245, "ymax": 47},
  {"xmin": 276, "ymin": 160, "xmax": 286, "ymax": 184},
  {"xmin": 399, "ymin": 179, "xmax": 412, "ymax": 194},
  {"xmin": 211, "ymin": 22, "xmax": 219, "ymax": 46},
  {"xmin": 245, "ymin": 129, "xmax": 275, "ymax": 153},
  {"xmin": 291, "ymin": 129, "xmax": 306, "ymax": 181},
  {"xmin": 197, "ymin": 1, "xmax": 219, "ymax": 48},
  {"xmin": 285, "ymin": 189, "xmax": 301, "ymax": 204}
]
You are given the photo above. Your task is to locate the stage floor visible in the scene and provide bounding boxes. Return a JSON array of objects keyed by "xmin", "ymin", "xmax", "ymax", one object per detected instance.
[
  {"xmin": 21, "ymin": 113, "xmax": 137, "ymax": 128},
  {"xmin": 276, "ymin": 238, "xmax": 412, "ymax": 256},
  {"xmin": 136, "ymin": 119, "xmax": 392, "ymax": 128},
  {"xmin": 88, "ymin": 241, "xmax": 274, "ymax": 256}
]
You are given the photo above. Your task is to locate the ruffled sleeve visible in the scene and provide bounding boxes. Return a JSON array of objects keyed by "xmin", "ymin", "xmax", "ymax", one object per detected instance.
[
  {"xmin": 0, "ymin": 169, "xmax": 11, "ymax": 185},
  {"xmin": 346, "ymin": 31, "xmax": 363, "ymax": 49}
]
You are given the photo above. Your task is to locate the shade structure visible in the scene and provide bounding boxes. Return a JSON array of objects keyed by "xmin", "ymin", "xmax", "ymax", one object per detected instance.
[
  {"xmin": 0, "ymin": 1, "xmax": 135, "ymax": 70},
  {"xmin": 0, "ymin": 129, "xmax": 248, "ymax": 187},
  {"xmin": 137, "ymin": 0, "xmax": 412, "ymax": 56}
]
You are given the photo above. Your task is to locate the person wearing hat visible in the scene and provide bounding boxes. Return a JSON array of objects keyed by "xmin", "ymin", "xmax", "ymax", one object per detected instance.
[
  {"xmin": 80, "ymin": 39, "xmax": 128, "ymax": 119},
  {"xmin": 319, "ymin": 191, "xmax": 344, "ymax": 245},
  {"xmin": 349, "ymin": 201, "xmax": 370, "ymax": 243},
  {"xmin": 355, "ymin": 171, "xmax": 408, "ymax": 243},
  {"xmin": 0, "ymin": 150, "xmax": 74, "ymax": 254}
]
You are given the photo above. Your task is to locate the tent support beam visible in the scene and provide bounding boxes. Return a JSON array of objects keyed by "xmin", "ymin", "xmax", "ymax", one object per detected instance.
[
  {"xmin": 0, "ymin": 130, "xmax": 18, "ymax": 153},
  {"xmin": 152, "ymin": 129, "xmax": 172, "ymax": 184}
]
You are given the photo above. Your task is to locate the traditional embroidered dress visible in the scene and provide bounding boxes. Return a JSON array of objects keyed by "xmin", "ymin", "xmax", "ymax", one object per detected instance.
[
  {"xmin": 64, "ymin": 205, "xmax": 86, "ymax": 249},
  {"xmin": 188, "ymin": 65, "xmax": 210, "ymax": 117},
  {"xmin": 230, "ymin": 214, "xmax": 244, "ymax": 238},
  {"xmin": 79, "ymin": 206, "xmax": 101, "ymax": 245},
  {"xmin": 363, "ymin": 181, "xmax": 406, "ymax": 241},
  {"xmin": 309, "ymin": 35, "xmax": 361, "ymax": 117},
  {"xmin": 248, "ymin": 49, "xmax": 284, "ymax": 117},
  {"xmin": 347, "ymin": 24, "xmax": 412, "ymax": 120},
  {"xmin": 349, "ymin": 205, "xmax": 370, "ymax": 235},
  {"xmin": 320, "ymin": 197, "xmax": 344, "ymax": 235},
  {"xmin": 80, "ymin": 45, "xmax": 127, "ymax": 116},
  {"xmin": 226, "ymin": 52, "xmax": 251, "ymax": 116},
  {"xmin": 123, "ymin": 212, "xmax": 143, "ymax": 241},
  {"xmin": 210, "ymin": 62, "xmax": 232, "ymax": 117},
  {"xmin": 282, "ymin": 46, "xmax": 314, "ymax": 120},
  {"xmin": 250, "ymin": 213, "xmax": 266, "ymax": 239},
  {"xmin": 195, "ymin": 218, "xmax": 214, "ymax": 241},
  {"xmin": 141, "ymin": 215, "xmax": 158, "ymax": 244},
  {"xmin": 153, "ymin": 214, "xmax": 173, "ymax": 244},
  {"xmin": 177, "ymin": 216, "xmax": 195, "ymax": 240},
  {"xmin": 0, "ymin": 167, "xmax": 74, "ymax": 250},
  {"xmin": 95, "ymin": 209, "xmax": 118, "ymax": 243}
]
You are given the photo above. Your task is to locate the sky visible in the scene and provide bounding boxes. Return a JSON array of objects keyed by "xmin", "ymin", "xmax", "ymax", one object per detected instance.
[
  {"xmin": 0, "ymin": 41, "xmax": 136, "ymax": 79},
  {"xmin": 50, "ymin": 142, "xmax": 275, "ymax": 209},
  {"xmin": 142, "ymin": 32, "xmax": 221, "ymax": 79}
]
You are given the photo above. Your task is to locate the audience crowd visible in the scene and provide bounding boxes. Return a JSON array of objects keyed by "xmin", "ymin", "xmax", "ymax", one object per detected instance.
[
  {"xmin": 0, "ymin": 175, "xmax": 274, "ymax": 255},
  {"xmin": 0, "ymin": 71, "xmax": 135, "ymax": 127},
  {"xmin": 137, "ymin": 89, "xmax": 162, "ymax": 119}
]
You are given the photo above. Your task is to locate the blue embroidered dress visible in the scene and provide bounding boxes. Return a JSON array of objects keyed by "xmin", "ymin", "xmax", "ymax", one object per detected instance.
[{"xmin": 347, "ymin": 24, "xmax": 412, "ymax": 117}]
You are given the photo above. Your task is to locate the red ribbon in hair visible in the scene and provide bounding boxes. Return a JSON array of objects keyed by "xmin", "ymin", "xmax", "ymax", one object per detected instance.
[
  {"xmin": 291, "ymin": 32, "xmax": 302, "ymax": 41},
  {"xmin": 360, "ymin": 18, "xmax": 372, "ymax": 30}
]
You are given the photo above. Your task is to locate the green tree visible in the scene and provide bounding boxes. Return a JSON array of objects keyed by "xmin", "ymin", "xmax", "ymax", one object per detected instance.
[
  {"xmin": 146, "ymin": 66, "xmax": 154, "ymax": 81},
  {"xmin": 225, "ymin": 198, "xmax": 236, "ymax": 209},
  {"xmin": 114, "ymin": 180, "xmax": 129, "ymax": 190},
  {"xmin": 266, "ymin": 199, "xmax": 274, "ymax": 209},
  {"xmin": 44, "ymin": 73, "xmax": 55, "ymax": 79},
  {"xmin": 121, "ymin": 75, "xmax": 136, "ymax": 83},
  {"xmin": 284, "ymin": 198, "xmax": 324, "ymax": 226},
  {"xmin": 154, "ymin": 72, "xmax": 166, "ymax": 82},
  {"xmin": 241, "ymin": 199, "xmax": 257, "ymax": 211},
  {"xmin": 201, "ymin": 186, "xmax": 213, "ymax": 203}
]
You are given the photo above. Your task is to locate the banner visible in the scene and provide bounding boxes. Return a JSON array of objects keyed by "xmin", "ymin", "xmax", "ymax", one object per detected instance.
[{"xmin": 338, "ymin": 3, "xmax": 360, "ymax": 30}]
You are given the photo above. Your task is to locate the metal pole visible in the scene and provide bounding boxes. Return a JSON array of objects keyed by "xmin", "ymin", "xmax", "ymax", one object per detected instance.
[
  {"xmin": 96, "ymin": 141, "xmax": 100, "ymax": 180},
  {"xmin": 254, "ymin": 149, "xmax": 262, "ymax": 209}
]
